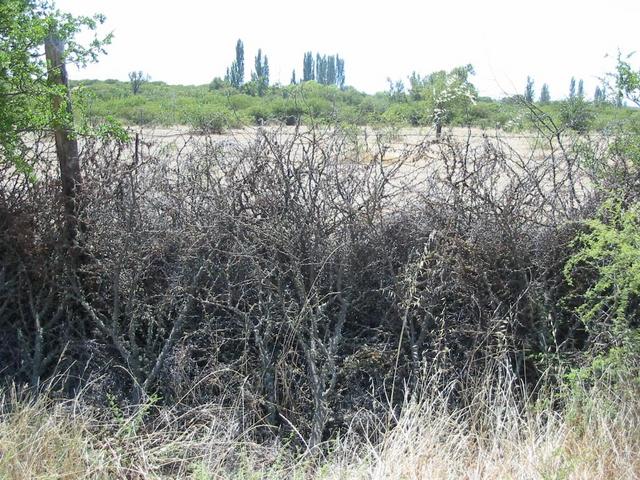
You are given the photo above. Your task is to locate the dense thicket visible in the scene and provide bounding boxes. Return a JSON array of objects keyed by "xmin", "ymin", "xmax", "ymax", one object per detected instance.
[
  {"xmin": 1, "ymin": 3, "xmax": 639, "ymax": 465},
  {"xmin": 2, "ymin": 122, "xmax": 637, "ymax": 448}
]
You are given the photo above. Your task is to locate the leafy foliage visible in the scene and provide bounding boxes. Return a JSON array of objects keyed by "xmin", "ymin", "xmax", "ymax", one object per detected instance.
[
  {"xmin": 565, "ymin": 200, "xmax": 640, "ymax": 331},
  {"xmin": 614, "ymin": 52, "xmax": 640, "ymax": 107},
  {"xmin": 560, "ymin": 97, "xmax": 593, "ymax": 133},
  {"xmin": 408, "ymin": 65, "xmax": 477, "ymax": 132},
  {"xmin": 0, "ymin": 0, "xmax": 109, "ymax": 172},
  {"xmin": 75, "ymin": 76, "xmax": 640, "ymax": 133},
  {"xmin": 559, "ymin": 51, "xmax": 640, "ymax": 388}
]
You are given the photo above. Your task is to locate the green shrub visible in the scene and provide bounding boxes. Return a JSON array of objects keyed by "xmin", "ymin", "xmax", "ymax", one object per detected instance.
[
  {"xmin": 248, "ymin": 104, "xmax": 271, "ymax": 124},
  {"xmin": 73, "ymin": 79, "xmax": 640, "ymax": 131},
  {"xmin": 609, "ymin": 116, "xmax": 640, "ymax": 167},
  {"xmin": 565, "ymin": 199, "xmax": 640, "ymax": 330},
  {"xmin": 560, "ymin": 98, "xmax": 594, "ymax": 134},
  {"xmin": 189, "ymin": 108, "xmax": 233, "ymax": 134},
  {"xmin": 563, "ymin": 198, "xmax": 640, "ymax": 387}
]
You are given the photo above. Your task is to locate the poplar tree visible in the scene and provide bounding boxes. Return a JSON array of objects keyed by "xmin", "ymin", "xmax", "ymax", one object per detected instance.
[
  {"xmin": 327, "ymin": 55, "xmax": 336, "ymax": 85},
  {"xmin": 524, "ymin": 76, "xmax": 535, "ymax": 102},
  {"xmin": 540, "ymin": 83, "xmax": 551, "ymax": 103},
  {"xmin": 226, "ymin": 39, "xmax": 245, "ymax": 88},
  {"xmin": 303, "ymin": 52, "xmax": 314, "ymax": 81},
  {"xmin": 336, "ymin": 55, "xmax": 345, "ymax": 88},
  {"xmin": 569, "ymin": 77, "xmax": 576, "ymax": 99},
  {"xmin": 252, "ymin": 48, "xmax": 269, "ymax": 95},
  {"xmin": 577, "ymin": 79, "xmax": 585, "ymax": 99},
  {"xmin": 316, "ymin": 54, "xmax": 326, "ymax": 84},
  {"xmin": 303, "ymin": 51, "xmax": 345, "ymax": 86}
]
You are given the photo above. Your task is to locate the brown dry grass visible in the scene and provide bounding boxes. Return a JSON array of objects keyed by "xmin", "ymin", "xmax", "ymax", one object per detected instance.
[{"xmin": 1, "ymin": 371, "xmax": 637, "ymax": 480}]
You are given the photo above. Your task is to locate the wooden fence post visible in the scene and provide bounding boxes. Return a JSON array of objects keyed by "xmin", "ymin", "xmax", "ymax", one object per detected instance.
[{"xmin": 45, "ymin": 32, "xmax": 85, "ymax": 266}]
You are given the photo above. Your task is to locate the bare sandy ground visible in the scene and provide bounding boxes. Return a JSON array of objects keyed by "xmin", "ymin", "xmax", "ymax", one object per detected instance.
[{"xmin": 133, "ymin": 125, "xmax": 544, "ymax": 156}]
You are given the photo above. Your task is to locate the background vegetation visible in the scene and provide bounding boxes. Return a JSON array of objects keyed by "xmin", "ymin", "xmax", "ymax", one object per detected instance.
[{"xmin": 73, "ymin": 72, "xmax": 640, "ymax": 134}]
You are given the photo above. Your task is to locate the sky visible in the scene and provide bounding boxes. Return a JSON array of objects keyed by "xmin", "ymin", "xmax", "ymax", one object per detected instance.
[{"xmin": 56, "ymin": 0, "xmax": 639, "ymax": 100}]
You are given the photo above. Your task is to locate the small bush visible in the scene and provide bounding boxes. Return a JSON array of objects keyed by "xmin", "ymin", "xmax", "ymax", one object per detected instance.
[
  {"xmin": 189, "ymin": 110, "xmax": 231, "ymax": 134},
  {"xmin": 560, "ymin": 98, "xmax": 595, "ymax": 133}
]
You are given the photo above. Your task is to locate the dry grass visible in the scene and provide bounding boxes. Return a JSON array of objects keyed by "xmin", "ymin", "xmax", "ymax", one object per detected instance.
[{"xmin": 1, "ymin": 371, "xmax": 638, "ymax": 480}]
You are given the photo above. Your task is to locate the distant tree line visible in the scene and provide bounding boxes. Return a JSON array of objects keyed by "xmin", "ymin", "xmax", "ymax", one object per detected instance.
[
  {"xmin": 216, "ymin": 40, "xmax": 346, "ymax": 95},
  {"xmin": 301, "ymin": 52, "xmax": 345, "ymax": 88},
  {"xmin": 212, "ymin": 39, "xmax": 271, "ymax": 96},
  {"xmin": 523, "ymin": 74, "xmax": 618, "ymax": 105}
]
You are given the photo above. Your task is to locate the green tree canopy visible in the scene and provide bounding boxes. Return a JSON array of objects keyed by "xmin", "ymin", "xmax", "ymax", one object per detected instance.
[
  {"xmin": 615, "ymin": 52, "xmax": 640, "ymax": 107},
  {"xmin": 409, "ymin": 65, "xmax": 477, "ymax": 135},
  {"xmin": 0, "ymin": 0, "xmax": 109, "ymax": 173}
]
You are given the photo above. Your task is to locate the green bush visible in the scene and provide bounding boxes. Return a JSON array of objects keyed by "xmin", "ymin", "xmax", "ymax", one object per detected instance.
[
  {"xmin": 189, "ymin": 108, "xmax": 235, "ymax": 134},
  {"xmin": 565, "ymin": 199, "xmax": 640, "ymax": 331},
  {"xmin": 560, "ymin": 98, "xmax": 594, "ymax": 134},
  {"xmin": 248, "ymin": 104, "xmax": 272, "ymax": 124},
  {"xmin": 563, "ymin": 198, "xmax": 640, "ymax": 386}
]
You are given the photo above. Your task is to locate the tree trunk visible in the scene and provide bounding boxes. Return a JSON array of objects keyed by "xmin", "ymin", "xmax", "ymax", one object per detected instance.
[{"xmin": 45, "ymin": 33, "xmax": 84, "ymax": 267}]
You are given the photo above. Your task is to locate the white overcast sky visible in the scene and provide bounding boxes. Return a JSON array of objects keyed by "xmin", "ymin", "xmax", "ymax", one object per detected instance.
[{"xmin": 56, "ymin": 0, "xmax": 638, "ymax": 100}]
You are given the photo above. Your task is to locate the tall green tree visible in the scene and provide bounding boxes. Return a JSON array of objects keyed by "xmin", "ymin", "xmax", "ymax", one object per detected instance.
[
  {"xmin": 303, "ymin": 51, "xmax": 314, "ymax": 81},
  {"xmin": 569, "ymin": 76, "xmax": 576, "ymax": 99},
  {"xmin": 251, "ymin": 48, "xmax": 269, "ymax": 96},
  {"xmin": 524, "ymin": 76, "xmax": 535, "ymax": 102},
  {"xmin": 0, "ymin": 0, "xmax": 109, "ymax": 173},
  {"xmin": 302, "ymin": 51, "xmax": 344, "ymax": 87},
  {"xmin": 577, "ymin": 79, "xmax": 585, "ymax": 99},
  {"xmin": 226, "ymin": 39, "xmax": 244, "ymax": 88},
  {"xmin": 316, "ymin": 53, "xmax": 326, "ymax": 84},
  {"xmin": 540, "ymin": 83, "xmax": 551, "ymax": 103},
  {"xmin": 326, "ymin": 55, "xmax": 336, "ymax": 85},
  {"xmin": 408, "ymin": 72, "xmax": 424, "ymax": 101},
  {"xmin": 336, "ymin": 55, "xmax": 345, "ymax": 89}
]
